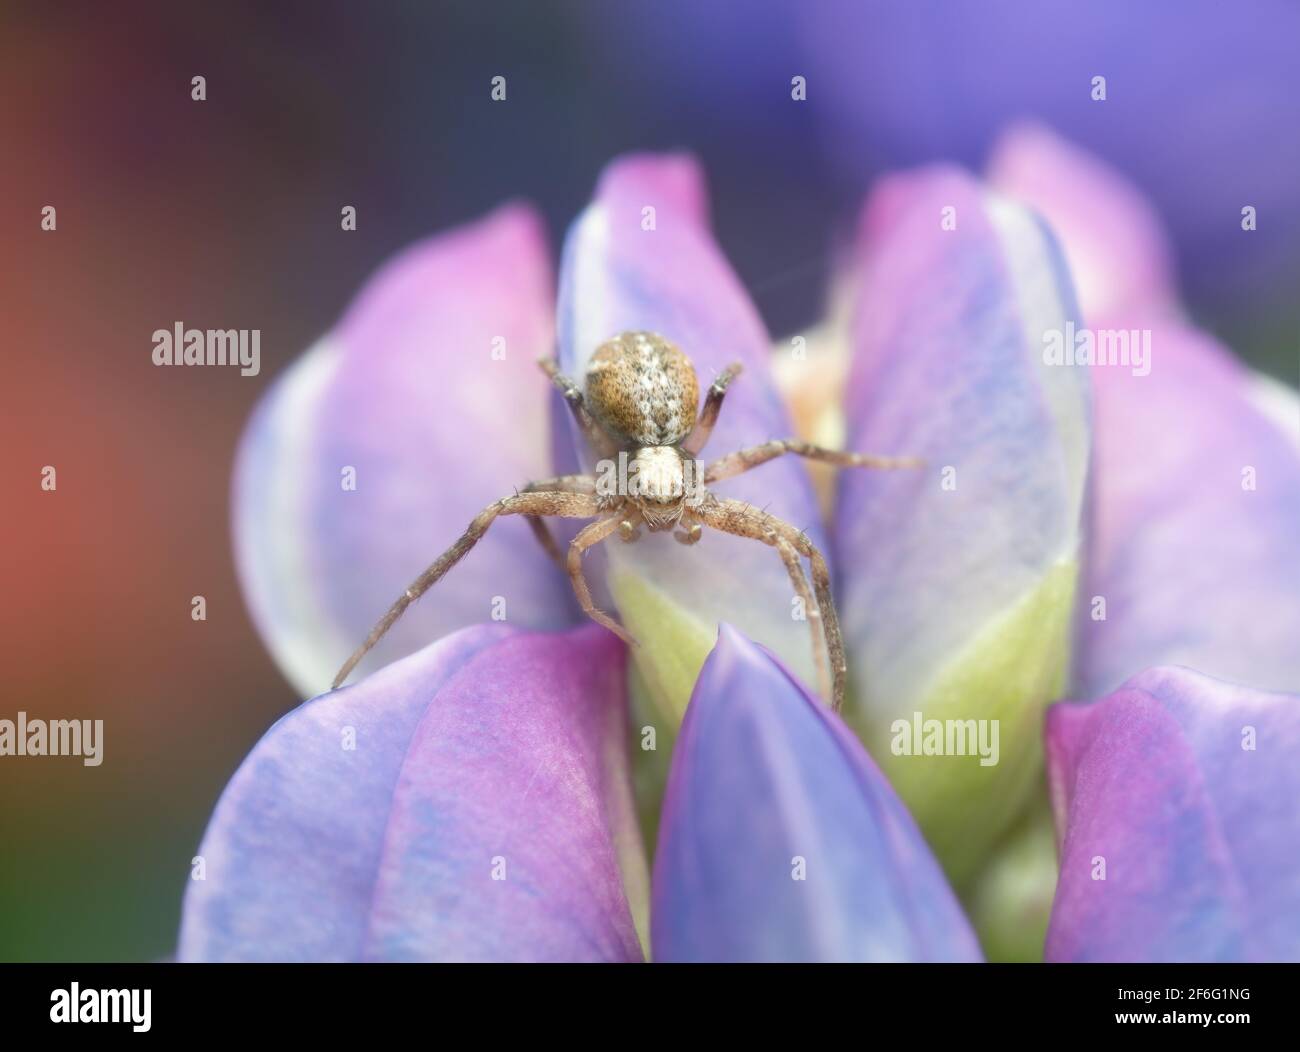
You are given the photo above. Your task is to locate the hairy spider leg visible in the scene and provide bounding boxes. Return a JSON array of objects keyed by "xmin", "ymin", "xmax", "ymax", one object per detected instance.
[
  {"xmin": 682, "ymin": 361, "xmax": 744, "ymax": 455},
  {"xmin": 331, "ymin": 490, "xmax": 602, "ymax": 689},
  {"xmin": 774, "ymin": 533, "xmax": 833, "ymax": 701},
  {"xmin": 567, "ymin": 511, "xmax": 641, "ymax": 646},
  {"xmin": 692, "ymin": 496, "xmax": 849, "ymax": 712},
  {"xmin": 538, "ymin": 356, "xmax": 620, "ymax": 459},
  {"xmin": 521, "ymin": 474, "xmax": 599, "ymax": 568},
  {"xmin": 706, "ymin": 438, "xmax": 923, "ymax": 483}
]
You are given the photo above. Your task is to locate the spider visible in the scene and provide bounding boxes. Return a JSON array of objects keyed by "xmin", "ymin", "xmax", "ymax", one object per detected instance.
[{"xmin": 331, "ymin": 331, "xmax": 920, "ymax": 711}]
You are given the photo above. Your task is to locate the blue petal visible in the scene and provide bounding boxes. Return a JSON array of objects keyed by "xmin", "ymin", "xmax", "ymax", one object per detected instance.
[{"xmin": 651, "ymin": 624, "xmax": 982, "ymax": 962}]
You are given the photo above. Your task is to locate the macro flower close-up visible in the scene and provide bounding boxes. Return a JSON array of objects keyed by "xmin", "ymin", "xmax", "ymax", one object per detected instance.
[
  {"xmin": 7, "ymin": 6, "xmax": 1300, "ymax": 1027},
  {"xmin": 178, "ymin": 133, "xmax": 1299, "ymax": 963}
]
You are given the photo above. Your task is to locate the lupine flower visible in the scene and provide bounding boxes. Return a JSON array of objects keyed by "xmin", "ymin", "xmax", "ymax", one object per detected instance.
[{"xmin": 186, "ymin": 135, "xmax": 1300, "ymax": 962}]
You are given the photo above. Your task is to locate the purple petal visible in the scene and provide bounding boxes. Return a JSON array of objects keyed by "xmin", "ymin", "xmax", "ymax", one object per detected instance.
[
  {"xmin": 651, "ymin": 624, "xmax": 982, "ymax": 962},
  {"xmin": 178, "ymin": 624, "xmax": 647, "ymax": 962},
  {"xmin": 988, "ymin": 123, "xmax": 1179, "ymax": 321},
  {"xmin": 1080, "ymin": 324, "xmax": 1300, "ymax": 697},
  {"xmin": 234, "ymin": 205, "xmax": 574, "ymax": 696},
  {"xmin": 555, "ymin": 154, "xmax": 827, "ymax": 715},
  {"xmin": 1045, "ymin": 666, "xmax": 1300, "ymax": 962},
  {"xmin": 836, "ymin": 166, "xmax": 1090, "ymax": 877}
]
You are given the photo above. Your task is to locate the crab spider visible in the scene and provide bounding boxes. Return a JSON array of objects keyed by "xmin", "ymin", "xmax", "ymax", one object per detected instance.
[{"xmin": 332, "ymin": 331, "xmax": 921, "ymax": 711}]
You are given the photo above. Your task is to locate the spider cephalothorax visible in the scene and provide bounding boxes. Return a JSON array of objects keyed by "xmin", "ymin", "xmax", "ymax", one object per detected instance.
[{"xmin": 332, "ymin": 331, "xmax": 921, "ymax": 711}]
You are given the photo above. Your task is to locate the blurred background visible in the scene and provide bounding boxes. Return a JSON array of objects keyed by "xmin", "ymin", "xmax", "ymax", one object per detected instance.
[{"xmin": 1, "ymin": 0, "xmax": 1296, "ymax": 960}]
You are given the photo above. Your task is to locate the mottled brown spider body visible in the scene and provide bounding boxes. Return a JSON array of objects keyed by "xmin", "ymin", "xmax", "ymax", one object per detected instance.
[
  {"xmin": 584, "ymin": 332, "xmax": 699, "ymax": 447},
  {"xmin": 585, "ymin": 333, "xmax": 705, "ymax": 531},
  {"xmin": 332, "ymin": 330, "xmax": 922, "ymax": 711}
]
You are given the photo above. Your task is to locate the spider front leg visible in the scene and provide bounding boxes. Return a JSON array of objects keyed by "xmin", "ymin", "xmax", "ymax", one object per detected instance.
[
  {"xmin": 538, "ymin": 357, "xmax": 620, "ymax": 459},
  {"xmin": 567, "ymin": 511, "xmax": 640, "ymax": 646},
  {"xmin": 692, "ymin": 496, "xmax": 848, "ymax": 712},
  {"xmin": 520, "ymin": 474, "xmax": 597, "ymax": 567},
  {"xmin": 705, "ymin": 438, "xmax": 922, "ymax": 483},
  {"xmin": 682, "ymin": 361, "xmax": 743, "ymax": 455},
  {"xmin": 331, "ymin": 489, "xmax": 601, "ymax": 689}
]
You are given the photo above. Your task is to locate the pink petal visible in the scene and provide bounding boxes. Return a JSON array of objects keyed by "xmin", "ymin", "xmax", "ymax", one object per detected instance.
[
  {"xmin": 1081, "ymin": 323, "xmax": 1300, "ymax": 696},
  {"xmin": 234, "ymin": 205, "xmax": 575, "ymax": 695},
  {"xmin": 988, "ymin": 123, "xmax": 1180, "ymax": 320},
  {"xmin": 1046, "ymin": 666, "xmax": 1300, "ymax": 961}
]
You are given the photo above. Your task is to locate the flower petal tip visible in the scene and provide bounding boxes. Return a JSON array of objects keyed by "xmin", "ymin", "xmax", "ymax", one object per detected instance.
[
  {"xmin": 988, "ymin": 122, "xmax": 1178, "ymax": 320},
  {"xmin": 652, "ymin": 626, "xmax": 981, "ymax": 962},
  {"xmin": 594, "ymin": 152, "xmax": 711, "ymax": 230}
]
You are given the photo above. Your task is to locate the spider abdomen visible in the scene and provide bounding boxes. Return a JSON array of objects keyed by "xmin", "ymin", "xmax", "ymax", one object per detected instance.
[{"xmin": 584, "ymin": 331, "xmax": 699, "ymax": 447}]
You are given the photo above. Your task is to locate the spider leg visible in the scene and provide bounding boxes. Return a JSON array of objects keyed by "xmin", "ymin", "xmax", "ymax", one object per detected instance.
[
  {"xmin": 705, "ymin": 438, "xmax": 922, "ymax": 484},
  {"xmin": 774, "ymin": 533, "xmax": 833, "ymax": 702},
  {"xmin": 538, "ymin": 356, "xmax": 620, "ymax": 458},
  {"xmin": 332, "ymin": 490, "xmax": 601, "ymax": 689},
  {"xmin": 682, "ymin": 361, "xmax": 743, "ymax": 455},
  {"xmin": 692, "ymin": 497, "xmax": 848, "ymax": 712},
  {"xmin": 521, "ymin": 474, "xmax": 597, "ymax": 568},
  {"xmin": 525, "ymin": 515, "xmax": 565, "ymax": 566},
  {"xmin": 567, "ymin": 511, "xmax": 640, "ymax": 646}
]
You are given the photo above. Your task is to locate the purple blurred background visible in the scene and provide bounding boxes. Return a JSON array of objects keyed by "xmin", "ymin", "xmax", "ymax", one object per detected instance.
[{"xmin": 1, "ymin": 0, "xmax": 1295, "ymax": 960}]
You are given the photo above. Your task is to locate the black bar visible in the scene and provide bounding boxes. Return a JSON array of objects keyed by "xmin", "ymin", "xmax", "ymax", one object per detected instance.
[{"xmin": 0, "ymin": 963, "xmax": 1293, "ymax": 1038}]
